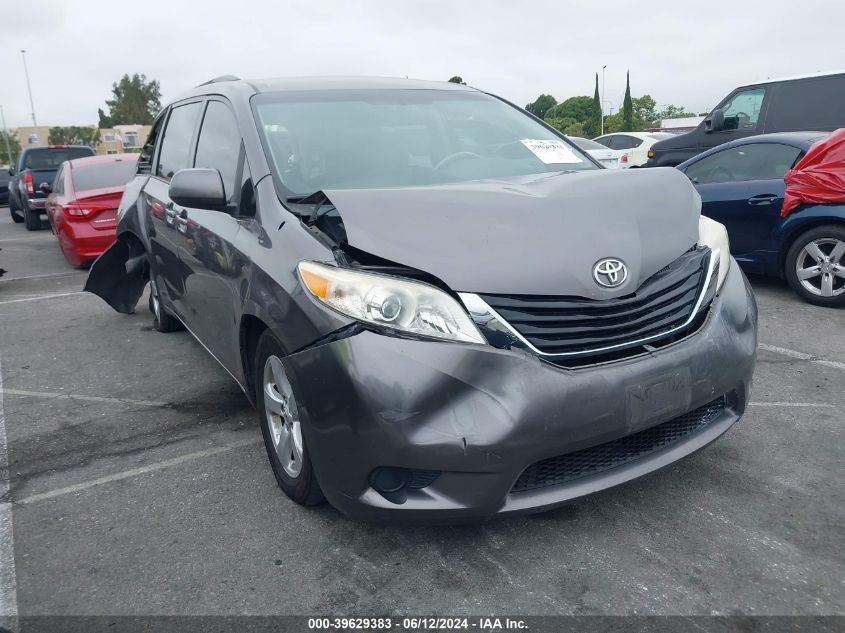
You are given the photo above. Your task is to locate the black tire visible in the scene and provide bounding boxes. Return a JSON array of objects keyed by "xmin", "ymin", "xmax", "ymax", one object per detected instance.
[
  {"xmin": 255, "ymin": 330, "xmax": 324, "ymax": 506},
  {"xmin": 148, "ymin": 280, "xmax": 184, "ymax": 332},
  {"xmin": 23, "ymin": 203, "xmax": 41, "ymax": 231},
  {"xmin": 8, "ymin": 197, "xmax": 23, "ymax": 223},
  {"xmin": 784, "ymin": 224, "xmax": 845, "ymax": 308}
]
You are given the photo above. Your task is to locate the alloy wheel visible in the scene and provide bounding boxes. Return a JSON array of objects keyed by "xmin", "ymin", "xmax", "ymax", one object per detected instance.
[
  {"xmin": 263, "ymin": 355, "xmax": 303, "ymax": 478},
  {"xmin": 795, "ymin": 238, "xmax": 845, "ymax": 298}
]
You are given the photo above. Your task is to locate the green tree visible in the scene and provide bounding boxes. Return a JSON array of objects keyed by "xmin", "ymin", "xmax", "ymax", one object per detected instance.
[
  {"xmin": 632, "ymin": 95, "xmax": 657, "ymax": 127},
  {"xmin": 0, "ymin": 130, "xmax": 21, "ymax": 166},
  {"xmin": 622, "ymin": 71, "xmax": 633, "ymax": 132},
  {"xmin": 97, "ymin": 108, "xmax": 114, "ymax": 128},
  {"xmin": 447, "ymin": 76, "xmax": 466, "ymax": 85},
  {"xmin": 546, "ymin": 96, "xmax": 593, "ymax": 124},
  {"xmin": 656, "ymin": 104, "xmax": 695, "ymax": 121},
  {"xmin": 99, "ymin": 73, "xmax": 161, "ymax": 125},
  {"xmin": 584, "ymin": 73, "xmax": 602, "ymax": 138},
  {"xmin": 48, "ymin": 126, "xmax": 101, "ymax": 147},
  {"xmin": 525, "ymin": 94, "xmax": 557, "ymax": 120}
]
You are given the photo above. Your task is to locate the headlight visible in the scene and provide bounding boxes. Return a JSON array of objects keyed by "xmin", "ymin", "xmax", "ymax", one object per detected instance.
[
  {"xmin": 298, "ymin": 261, "xmax": 486, "ymax": 344},
  {"xmin": 698, "ymin": 216, "xmax": 730, "ymax": 289}
]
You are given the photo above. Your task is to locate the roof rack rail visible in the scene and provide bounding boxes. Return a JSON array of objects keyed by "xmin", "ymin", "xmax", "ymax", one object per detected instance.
[{"xmin": 197, "ymin": 75, "xmax": 240, "ymax": 86}]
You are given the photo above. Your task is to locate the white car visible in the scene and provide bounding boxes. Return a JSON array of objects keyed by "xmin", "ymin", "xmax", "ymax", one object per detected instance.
[
  {"xmin": 593, "ymin": 132, "xmax": 675, "ymax": 167},
  {"xmin": 568, "ymin": 137, "xmax": 628, "ymax": 169}
]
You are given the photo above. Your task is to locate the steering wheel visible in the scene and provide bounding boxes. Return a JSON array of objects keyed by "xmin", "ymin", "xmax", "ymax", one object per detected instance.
[
  {"xmin": 711, "ymin": 166, "xmax": 734, "ymax": 182},
  {"xmin": 435, "ymin": 151, "xmax": 482, "ymax": 170},
  {"xmin": 736, "ymin": 112, "xmax": 751, "ymax": 128}
]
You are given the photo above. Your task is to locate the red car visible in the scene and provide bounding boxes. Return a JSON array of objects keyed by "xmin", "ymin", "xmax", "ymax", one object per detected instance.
[{"xmin": 45, "ymin": 154, "xmax": 138, "ymax": 267}]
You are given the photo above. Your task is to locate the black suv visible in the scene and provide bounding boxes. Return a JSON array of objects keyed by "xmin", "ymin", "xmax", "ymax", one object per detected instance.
[
  {"xmin": 9, "ymin": 145, "xmax": 94, "ymax": 229},
  {"xmin": 647, "ymin": 70, "xmax": 845, "ymax": 167}
]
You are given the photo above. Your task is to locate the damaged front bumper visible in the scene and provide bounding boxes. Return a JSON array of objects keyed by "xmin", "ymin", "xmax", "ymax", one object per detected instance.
[{"xmin": 281, "ymin": 260, "xmax": 758, "ymax": 522}]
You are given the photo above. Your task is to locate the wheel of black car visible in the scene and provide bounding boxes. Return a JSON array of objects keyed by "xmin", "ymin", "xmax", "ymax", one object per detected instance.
[
  {"xmin": 785, "ymin": 224, "xmax": 845, "ymax": 308},
  {"xmin": 148, "ymin": 280, "xmax": 184, "ymax": 332},
  {"xmin": 8, "ymin": 197, "xmax": 23, "ymax": 223},
  {"xmin": 255, "ymin": 330, "xmax": 323, "ymax": 506},
  {"xmin": 23, "ymin": 204, "xmax": 41, "ymax": 231}
]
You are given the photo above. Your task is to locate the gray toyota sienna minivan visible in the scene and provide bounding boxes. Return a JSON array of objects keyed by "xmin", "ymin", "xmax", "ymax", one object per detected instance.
[{"xmin": 86, "ymin": 76, "xmax": 758, "ymax": 522}]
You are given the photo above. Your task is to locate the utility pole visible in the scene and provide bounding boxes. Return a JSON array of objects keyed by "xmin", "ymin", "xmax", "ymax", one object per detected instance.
[
  {"xmin": 21, "ymin": 49, "xmax": 38, "ymax": 127},
  {"xmin": 0, "ymin": 105, "xmax": 12, "ymax": 166},
  {"xmin": 601, "ymin": 65, "xmax": 607, "ymax": 135}
]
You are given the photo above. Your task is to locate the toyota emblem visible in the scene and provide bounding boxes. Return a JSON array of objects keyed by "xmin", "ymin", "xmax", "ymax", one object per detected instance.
[{"xmin": 593, "ymin": 258, "xmax": 628, "ymax": 288}]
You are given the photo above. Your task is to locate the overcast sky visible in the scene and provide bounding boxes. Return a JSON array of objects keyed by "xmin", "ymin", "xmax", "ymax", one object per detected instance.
[{"xmin": 2, "ymin": 0, "xmax": 843, "ymax": 128}]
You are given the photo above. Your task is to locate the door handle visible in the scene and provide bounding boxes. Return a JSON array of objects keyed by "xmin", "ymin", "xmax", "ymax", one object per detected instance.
[{"xmin": 747, "ymin": 194, "xmax": 779, "ymax": 205}]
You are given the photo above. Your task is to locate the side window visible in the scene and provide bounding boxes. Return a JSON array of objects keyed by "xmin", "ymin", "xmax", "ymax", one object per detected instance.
[
  {"xmin": 194, "ymin": 101, "xmax": 242, "ymax": 201},
  {"xmin": 767, "ymin": 76, "xmax": 845, "ymax": 132},
  {"xmin": 594, "ymin": 136, "xmax": 612, "ymax": 148},
  {"xmin": 53, "ymin": 165, "xmax": 65, "ymax": 194},
  {"xmin": 620, "ymin": 135, "xmax": 643, "ymax": 149},
  {"xmin": 686, "ymin": 143, "xmax": 801, "ymax": 185},
  {"xmin": 721, "ymin": 88, "xmax": 766, "ymax": 131},
  {"xmin": 138, "ymin": 114, "xmax": 166, "ymax": 175},
  {"xmin": 156, "ymin": 102, "xmax": 202, "ymax": 181}
]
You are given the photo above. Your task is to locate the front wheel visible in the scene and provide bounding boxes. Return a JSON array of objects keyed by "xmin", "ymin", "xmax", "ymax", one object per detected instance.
[
  {"xmin": 255, "ymin": 330, "xmax": 323, "ymax": 506},
  {"xmin": 148, "ymin": 280, "xmax": 184, "ymax": 332},
  {"xmin": 784, "ymin": 225, "xmax": 845, "ymax": 308}
]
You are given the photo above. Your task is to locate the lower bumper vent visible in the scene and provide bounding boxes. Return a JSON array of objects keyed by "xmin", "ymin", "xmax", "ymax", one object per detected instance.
[{"xmin": 511, "ymin": 395, "xmax": 729, "ymax": 493}]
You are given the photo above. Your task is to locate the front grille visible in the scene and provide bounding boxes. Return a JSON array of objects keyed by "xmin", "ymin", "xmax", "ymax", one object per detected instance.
[
  {"xmin": 478, "ymin": 248, "xmax": 711, "ymax": 358},
  {"xmin": 511, "ymin": 395, "xmax": 728, "ymax": 493}
]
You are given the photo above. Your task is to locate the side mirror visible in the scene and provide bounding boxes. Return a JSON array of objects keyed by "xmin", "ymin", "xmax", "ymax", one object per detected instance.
[
  {"xmin": 39, "ymin": 182, "xmax": 52, "ymax": 194},
  {"xmin": 704, "ymin": 108, "xmax": 725, "ymax": 133},
  {"xmin": 168, "ymin": 168, "xmax": 226, "ymax": 210}
]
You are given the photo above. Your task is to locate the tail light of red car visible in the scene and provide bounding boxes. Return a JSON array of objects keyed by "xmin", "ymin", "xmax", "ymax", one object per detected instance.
[
  {"xmin": 62, "ymin": 204, "xmax": 114, "ymax": 221},
  {"xmin": 24, "ymin": 172, "xmax": 34, "ymax": 195}
]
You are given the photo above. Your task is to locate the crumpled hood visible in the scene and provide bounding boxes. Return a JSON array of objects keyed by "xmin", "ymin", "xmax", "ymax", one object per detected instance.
[{"xmin": 325, "ymin": 167, "xmax": 700, "ymax": 299}]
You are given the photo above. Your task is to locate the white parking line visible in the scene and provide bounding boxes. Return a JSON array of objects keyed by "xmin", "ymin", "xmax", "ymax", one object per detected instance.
[
  {"xmin": 749, "ymin": 401, "xmax": 837, "ymax": 409},
  {"xmin": 15, "ymin": 437, "xmax": 261, "ymax": 506},
  {"xmin": 759, "ymin": 343, "xmax": 845, "ymax": 372},
  {"xmin": 0, "ymin": 271, "xmax": 82, "ymax": 283},
  {"xmin": 1, "ymin": 389, "xmax": 166, "ymax": 408},
  {"xmin": 0, "ymin": 357, "xmax": 19, "ymax": 624},
  {"xmin": 0, "ymin": 292, "xmax": 83, "ymax": 305}
]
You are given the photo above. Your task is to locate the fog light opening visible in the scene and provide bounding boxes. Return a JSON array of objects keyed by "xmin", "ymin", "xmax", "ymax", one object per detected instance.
[{"xmin": 369, "ymin": 467, "xmax": 408, "ymax": 494}]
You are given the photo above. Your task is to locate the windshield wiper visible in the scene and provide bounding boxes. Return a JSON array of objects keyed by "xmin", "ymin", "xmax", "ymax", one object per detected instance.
[{"xmin": 285, "ymin": 190, "xmax": 334, "ymax": 224}]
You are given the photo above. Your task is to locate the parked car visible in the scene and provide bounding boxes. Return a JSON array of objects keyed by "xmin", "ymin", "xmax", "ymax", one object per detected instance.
[
  {"xmin": 648, "ymin": 70, "xmax": 845, "ymax": 167},
  {"xmin": 44, "ymin": 154, "xmax": 139, "ymax": 268},
  {"xmin": 85, "ymin": 76, "xmax": 757, "ymax": 522},
  {"xmin": 0, "ymin": 168, "xmax": 11, "ymax": 206},
  {"xmin": 568, "ymin": 137, "xmax": 628, "ymax": 168},
  {"xmin": 8, "ymin": 145, "xmax": 95, "ymax": 229},
  {"xmin": 677, "ymin": 131, "xmax": 845, "ymax": 307},
  {"xmin": 593, "ymin": 132, "xmax": 675, "ymax": 167}
]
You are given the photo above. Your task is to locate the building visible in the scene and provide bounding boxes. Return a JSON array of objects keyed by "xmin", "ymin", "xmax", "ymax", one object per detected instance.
[
  {"xmin": 97, "ymin": 124, "xmax": 151, "ymax": 155},
  {"xmin": 12, "ymin": 126, "xmax": 51, "ymax": 148},
  {"xmin": 650, "ymin": 116, "xmax": 706, "ymax": 133}
]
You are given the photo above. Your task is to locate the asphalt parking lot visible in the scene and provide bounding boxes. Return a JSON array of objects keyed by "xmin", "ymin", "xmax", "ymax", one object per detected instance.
[{"xmin": 0, "ymin": 207, "xmax": 842, "ymax": 617}]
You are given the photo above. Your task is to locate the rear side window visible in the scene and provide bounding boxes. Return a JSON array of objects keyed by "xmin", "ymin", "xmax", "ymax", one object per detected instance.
[
  {"xmin": 156, "ymin": 102, "xmax": 202, "ymax": 181},
  {"xmin": 685, "ymin": 143, "xmax": 801, "ymax": 185},
  {"xmin": 767, "ymin": 76, "xmax": 845, "ymax": 132},
  {"xmin": 194, "ymin": 101, "xmax": 242, "ymax": 201},
  {"xmin": 23, "ymin": 147, "xmax": 93, "ymax": 170},
  {"xmin": 53, "ymin": 164, "xmax": 65, "ymax": 195},
  {"xmin": 72, "ymin": 157, "xmax": 138, "ymax": 192},
  {"xmin": 609, "ymin": 135, "xmax": 642, "ymax": 150}
]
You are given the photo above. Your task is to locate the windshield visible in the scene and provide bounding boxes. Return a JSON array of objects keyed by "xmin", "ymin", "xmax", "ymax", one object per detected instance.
[
  {"xmin": 23, "ymin": 147, "xmax": 93, "ymax": 170},
  {"xmin": 253, "ymin": 89, "xmax": 596, "ymax": 196},
  {"xmin": 569, "ymin": 137, "xmax": 607, "ymax": 151},
  {"xmin": 72, "ymin": 156, "xmax": 138, "ymax": 192}
]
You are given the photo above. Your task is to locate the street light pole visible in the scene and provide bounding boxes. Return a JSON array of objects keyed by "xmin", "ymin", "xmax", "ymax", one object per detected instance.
[
  {"xmin": 21, "ymin": 49, "xmax": 38, "ymax": 127},
  {"xmin": 0, "ymin": 105, "xmax": 13, "ymax": 166},
  {"xmin": 601, "ymin": 65, "xmax": 607, "ymax": 136}
]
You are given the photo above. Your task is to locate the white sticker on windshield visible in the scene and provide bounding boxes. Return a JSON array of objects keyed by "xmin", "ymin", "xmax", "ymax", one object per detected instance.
[{"xmin": 520, "ymin": 139, "xmax": 581, "ymax": 164}]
